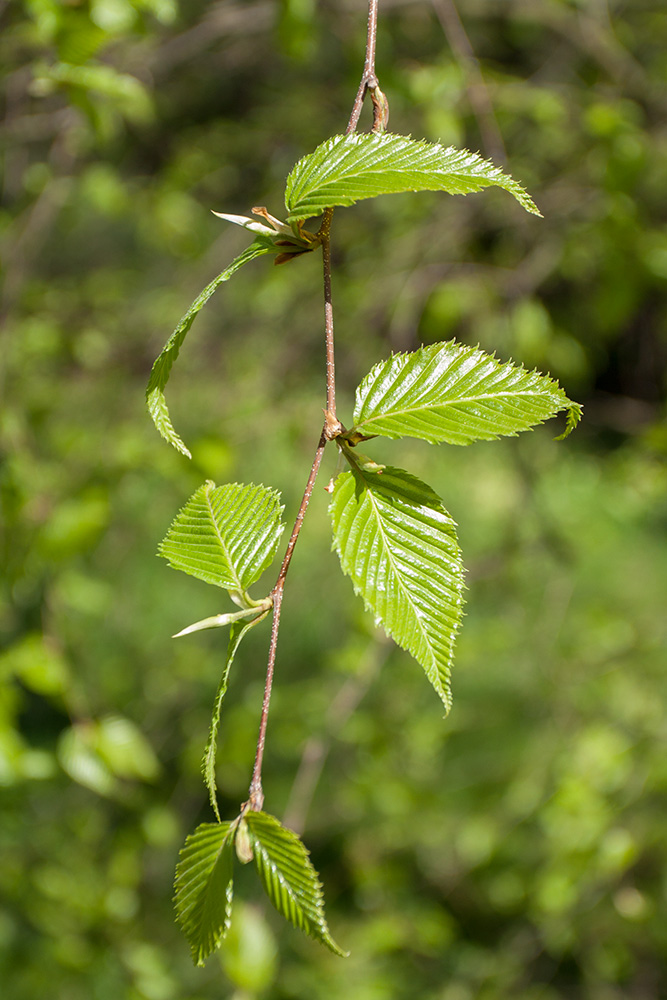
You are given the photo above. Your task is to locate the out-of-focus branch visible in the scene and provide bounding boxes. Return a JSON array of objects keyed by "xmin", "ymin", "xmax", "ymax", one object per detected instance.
[
  {"xmin": 283, "ymin": 635, "xmax": 389, "ymax": 836},
  {"xmin": 151, "ymin": 1, "xmax": 275, "ymax": 73},
  {"xmin": 432, "ymin": 0, "xmax": 506, "ymax": 163},
  {"xmin": 0, "ymin": 128, "xmax": 75, "ymax": 325}
]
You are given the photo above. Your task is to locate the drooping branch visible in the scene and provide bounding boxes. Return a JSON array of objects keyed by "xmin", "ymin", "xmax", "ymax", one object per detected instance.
[{"xmin": 247, "ymin": 0, "xmax": 383, "ymax": 810}]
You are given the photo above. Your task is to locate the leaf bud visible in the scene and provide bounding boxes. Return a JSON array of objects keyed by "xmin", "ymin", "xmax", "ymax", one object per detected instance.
[{"xmin": 235, "ymin": 819, "xmax": 254, "ymax": 864}]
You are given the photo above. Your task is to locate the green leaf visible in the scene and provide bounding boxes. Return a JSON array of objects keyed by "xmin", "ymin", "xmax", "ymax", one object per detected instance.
[
  {"xmin": 146, "ymin": 237, "xmax": 274, "ymax": 457},
  {"xmin": 174, "ymin": 822, "xmax": 236, "ymax": 966},
  {"xmin": 330, "ymin": 460, "xmax": 464, "ymax": 712},
  {"xmin": 158, "ymin": 480, "xmax": 284, "ymax": 594},
  {"xmin": 245, "ymin": 811, "xmax": 347, "ymax": 957},
  {"xmin": 351, "ymin": 341, "xmax": 582, "ymax": 445},
  {"xmin": 203, "ymin": 615, "xmax": 269, "ymax": 821},
  {"xmin": 285, "ymin": 133, "xmax": 540, "ymax": 222}
]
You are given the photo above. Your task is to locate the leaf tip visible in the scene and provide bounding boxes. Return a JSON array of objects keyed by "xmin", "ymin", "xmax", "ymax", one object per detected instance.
[{"xmin": 554, "ymin": 402, "xmax": 583, "ymax": 440}]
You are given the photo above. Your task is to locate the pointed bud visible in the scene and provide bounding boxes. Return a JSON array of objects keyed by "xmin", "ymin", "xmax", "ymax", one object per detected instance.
[{"xmin": 235, "ymin": 819, "xmax": 254, "ymax": 864}]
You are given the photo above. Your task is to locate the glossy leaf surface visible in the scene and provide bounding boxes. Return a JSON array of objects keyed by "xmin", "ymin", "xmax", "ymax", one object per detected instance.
[
  {"xmin": 352, "ymin": 341, "xmax": 582, "ymax": 445},
  {"xmin": 245, "ymin": 811, "xmax": 347, "ymax": 957},
  {"xmin": 285, "ymin": 133, "xmax": 540, "ymax": 222},
  {"xmin": 159, "ymin": 480, "xmax": 284, "ymax": 594},
  {"xmin": 330, "ymin": 462, "xmax": 464, "ymax": 712},
  {"xmin": 174, "ymin": 822, "xmax": 236, "ymax": 966}
]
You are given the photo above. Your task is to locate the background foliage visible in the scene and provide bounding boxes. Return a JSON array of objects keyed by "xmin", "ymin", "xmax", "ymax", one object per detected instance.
[{"xmin": 1, "ymin": 1, "xmax": 666, "ymax": 998}]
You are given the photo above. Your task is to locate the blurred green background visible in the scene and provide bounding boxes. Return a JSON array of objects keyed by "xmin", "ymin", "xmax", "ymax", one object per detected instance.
[{"xmin": 1, "ymin": 1, "xmax": 666, "ymax": 997}]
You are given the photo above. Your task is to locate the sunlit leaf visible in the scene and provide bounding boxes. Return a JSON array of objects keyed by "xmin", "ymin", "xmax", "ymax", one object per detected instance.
[
  {"xmin": 202, "ymin": 615, "xmax": 269, "ymax": 821},
  {"xmin": 330, "ymin": 460, "xmax": 464, "ymax": 712},
  {"xmin": 285, "ymin": 133, "xmax": 540, "ymax": 222},
  {"xmin": 245, "ymin": 811, "xmax": 347, "ymax": 957},
  {"xmin": 158, "ymin": 480, "xmax": 284, "ymax": 594},
  {"xmin": 352, "ymin": 341, "xmax": 582, "ymax": 445},
  {"xmin": 174, "ymin": 822, "xmax": 236, "ymax": 966},
  {"xmin": 146, "ymin": 237, "xmax": 274, "ymax": 457}
]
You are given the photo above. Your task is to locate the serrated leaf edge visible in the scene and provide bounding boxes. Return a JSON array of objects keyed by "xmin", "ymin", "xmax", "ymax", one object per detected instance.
[
  {"xmin": 351, "ymin": 341, "xmax": 581, "ymax": 446},
  {"xmin": 330, "ymin": 457, "xmax": 465, "ymax": 714},
  {"xmin": 146, "ymin": 237, "xmax": 275, "ymax": 457},
  {"xmin": 174, "ymin": 821, "xmax": 237, "ymax": 966},
  {"xmin": 285, "ymin": 132, "xmax": 541, "ymax": 222},
  {"xmin": 245, "ymin": 811, "xmax": 348, "ymax": 957}
]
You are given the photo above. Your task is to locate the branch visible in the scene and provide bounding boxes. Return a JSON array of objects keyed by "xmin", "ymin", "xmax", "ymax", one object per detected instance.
[
  {"xmin": 347, "ymin": 0, "xmax": 389, "ymax": 136},
  {"xmin": 320, "ymin": 209, "xmax": 338, "ymax": 423},
  {"xmin": 247, "ymin": 0, "xmax": 383, "ymax": 810},
  {"xmin": 431, "ymin": 0, "xmax": 505, "ymax": 163},
  {"xmin": 247, "ymin": 430, "xmax": 327, "ymax": 810}
]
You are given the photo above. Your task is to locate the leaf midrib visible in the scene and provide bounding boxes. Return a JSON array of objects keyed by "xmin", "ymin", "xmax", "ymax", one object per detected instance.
[
  {"xmin": 359, "ymin": 471, "xmax": 439, "ymax": 682},
  {"xmin": 294, "ymin": 167, "xmax": 497, "ymax": 206},
  {"xmin": 355, "ymin": 387, "xmax": 562, "ymax": 430},
  {"xmin": 292, "ymin": 137, "xmax": 490, "ymax": 189},
  {"xmin": 204, "ymin": 487, "xmax": 243, "ymax": 592}
]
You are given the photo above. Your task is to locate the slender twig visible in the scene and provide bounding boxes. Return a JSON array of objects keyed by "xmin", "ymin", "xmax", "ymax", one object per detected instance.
[
  {"xmin": 274, "ymin": 431, "xmax": 328, "ymax": 594},
  {"xmin": 247, "ymin": 586, "xmax": 282, "ymax": 812},
  {"xmin": 320, "ymin": 209, "xmax": 337, "ymax": 422},
  {"xmin": 247, "ymin": 0, "xmax": 381, "ymax": 810},
  {"xmin": 347, "ymin": 0, "xmax": 380, "ymax": 135},
  {"xmin": 247, "ymin": 430, "xmax": 327, "ymax": 810}
]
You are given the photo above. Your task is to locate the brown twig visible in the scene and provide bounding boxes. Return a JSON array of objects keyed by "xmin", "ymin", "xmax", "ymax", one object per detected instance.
[
  {"xmin": 246, "ymin": 0, "xmax": 382, "ymax": 811},
  {"xmin": 347, "ymin": 0, "xmax": 386, "ymax": 135},
  {"xmin": 247, "ymin": 430, "xmax": 328, "ymax": 810},
  {"xmin": 320, "ymin": 208, "xmax": 338, "ymax": 423}
]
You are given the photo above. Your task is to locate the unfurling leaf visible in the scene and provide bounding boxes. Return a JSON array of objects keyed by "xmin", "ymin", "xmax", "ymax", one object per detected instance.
[
  {"xmin": 174, "ymin": 822, "xmax": 236, "ymax": 966},
  {"xmin": 202, "ymin": 616, "xmax": 269, "ymax": 821},
  {"xmin": 146, "ymin": 237, "xmax": 274, "ymax": 457},
  {"xmin": 285, "ymin": 132, "xmax": 541, "ymax": 222},
  {"xmin": 351, "ymin": 341, "xmax": 582, "ymax": 446},
  {"xmin": 171, "ymin": 602, "xmax": 270, "ymax": 639},
  {"xmin": 330, "ymin": 460, "xmax": 464, "ymax": 713},
  {"xmin": 245, "ymin": 811, "xmax": 347, "ymax": 957},
  {"xmin": 159, "ymin": 481, "xmax": 284, "ymax": 596}
]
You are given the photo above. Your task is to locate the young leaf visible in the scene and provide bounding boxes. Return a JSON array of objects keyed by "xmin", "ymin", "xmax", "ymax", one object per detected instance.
[
  {"xmin": 159, "ymin": 481, "xmax": 285, "ymax": 595},
  {"xmin": 174, "ymin": 821, "xmax": 236, "ymax": 966},
  {"xmin": 285, "ymin": 133, "xmax": 540, "ymax": 222},
  {"xmin": 146, "ymin": 236, "xmax": 274, "ymax": 458},
  {"xmin": 351, "ymin": 341, "xmax": 582, "ymax": 446},
  {"xmin": 330, "ymin": 461, "xmax": 464, "ymax": 713},
  {"xmin": 203, "ymin": 615, "xmax": 269, "ymax": 821},
  {"xmin": 245, "ymin": 811, "xmax": 347, "ymax": 957},
  {"xmin": 172, "ymin": 599, "xmax": 272, "ymax": 638}
]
